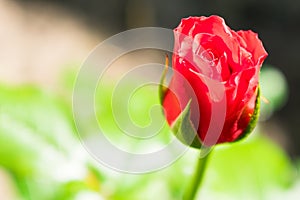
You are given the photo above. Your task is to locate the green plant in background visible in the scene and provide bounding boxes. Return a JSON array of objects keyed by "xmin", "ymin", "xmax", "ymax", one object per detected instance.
[
  {"xmin": 259, "ymin": 66, "xmax": 289, "ymax": 121},
  {"xmin": 0, "ymin": 65, "xmax": 298, "ymax": 200},
  {"xmin": 0, "ymin": 85, "xmax": 105, "ymax": 200}
]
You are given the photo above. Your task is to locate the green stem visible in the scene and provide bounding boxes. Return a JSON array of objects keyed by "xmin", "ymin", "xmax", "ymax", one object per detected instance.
[{"xmin": 183, "ymin": 150, "xmax": 212, "ymax": 200}]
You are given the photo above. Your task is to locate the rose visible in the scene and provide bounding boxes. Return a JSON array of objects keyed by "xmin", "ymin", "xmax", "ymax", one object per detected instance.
[{"xmin": 162, "ymin": 15, "xmax": 268, "ymax": 146}]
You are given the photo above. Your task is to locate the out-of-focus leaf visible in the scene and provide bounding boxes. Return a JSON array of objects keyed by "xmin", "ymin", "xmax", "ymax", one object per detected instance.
[
  {"xmin": 196, "ymin": 133, "xmax": 295, "ymax": 200},
  {"xmin": 260, "ymin": 65, "xmax": 288, "ymax": 120},
  {"xmin": 0, "ymin": 85, "xmax": 75, "ymax": 176},
  {"xmin": 94, "ymin": 80, "xmax": 172, "ymax": 154},
  {"xmin": 0, "ymin": 84, "xmax": 102, "ymax": 199}
]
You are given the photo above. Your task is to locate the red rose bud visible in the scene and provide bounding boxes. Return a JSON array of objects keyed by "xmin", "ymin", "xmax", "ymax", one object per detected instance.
[{"xmin": 161, "ymin": 16, "xmax": 268, "ymax": 147}]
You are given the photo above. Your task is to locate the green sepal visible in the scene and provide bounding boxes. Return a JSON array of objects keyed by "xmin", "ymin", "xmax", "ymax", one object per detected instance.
[
  {"xmin": 159, "ymin": 62, "xmax": 168, "ymax": 104},
  {"xmin": 236, "ymin": 86, "xmax": 261, "ymax": 141},
  {"xmin": 171, "ymin": 100, "xmax": 202, "ymax": 149}
]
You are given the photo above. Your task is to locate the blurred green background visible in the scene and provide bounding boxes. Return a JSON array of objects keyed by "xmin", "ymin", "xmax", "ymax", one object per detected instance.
[{"xmin": 0, "ymin": 0, "xmax": 300, "ymax": 199}]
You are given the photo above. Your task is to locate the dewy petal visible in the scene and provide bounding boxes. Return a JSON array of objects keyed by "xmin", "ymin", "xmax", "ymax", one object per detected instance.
[
  {"xmin": 189, "ymin": 69, "xmax": 226, "ymax": 103},
  {"xmin": 162, "ymin": 84, "xmax": 181, "ymax": 125},
  {"xmin": 174, "ymin": 32, "xmax": 233, "ymax": 82},
  {"xmin": 226, "ymin": 67, "xmax": 258, "ymax": 119},
  {"xmin": 172, "ymin": 55, "xmax": 212, "ymax": 137},
  {"xmin": 174, "ymin": 16, "xmax": 242, "ymax": 72},
  {"xmin": 236, "ymin": 30, "xmax": 268, "ymax": 66},
  {"xmin": 163, "ymin": 60, "xmax": 201, "ymax": 128},
  {"xmin": 178, "ymin": 36, "xmax": 193, "ymax": 58}
]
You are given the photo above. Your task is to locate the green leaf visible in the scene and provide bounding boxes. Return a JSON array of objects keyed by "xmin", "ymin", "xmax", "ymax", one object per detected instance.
[
  {"xmin": 158, "ymin": 56, "xmax": 169, "ymax": 104},
  {"xmin": 236, "ymin": 86, "xmax": 260, "ymax": 141},
  {"xmin": 171, "ymin": 100, "xmax": 202, "ymax": 149}
]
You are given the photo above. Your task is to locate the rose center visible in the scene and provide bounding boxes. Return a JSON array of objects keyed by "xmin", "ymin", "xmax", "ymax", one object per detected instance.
[
  {"xmin": 193, "ymin": 46, "xmax": 222, "ymax": 80},
  {"xmin": 199, "ymin": 49, "xmax": 218, "ymax": 64}
]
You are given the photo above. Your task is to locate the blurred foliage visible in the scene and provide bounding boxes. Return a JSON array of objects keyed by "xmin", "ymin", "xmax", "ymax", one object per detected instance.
[
  {"xmin": 0, "ymin": 84, "xmax": 104, "ymax": 199},
  {"xmin": 199, "ymin": 134, "xmax": 295, "ymax": 200},
  {"xmin": 260, "ymin": 65, "xmax": 288, "ymax": 120},
  {"xmin": 0, "ymin": 64, "xmax": 298, "ymax": 200}
]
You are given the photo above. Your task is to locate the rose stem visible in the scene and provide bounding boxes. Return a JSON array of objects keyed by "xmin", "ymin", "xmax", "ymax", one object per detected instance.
[{"xmin": 183, "ymin": 150, "xmax": 212, "ymax": 200}]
